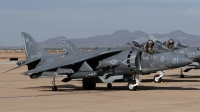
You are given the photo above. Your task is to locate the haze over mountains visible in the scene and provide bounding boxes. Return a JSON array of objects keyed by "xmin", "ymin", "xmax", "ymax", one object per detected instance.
[
  {"xmin": 1, "ymin": 30, "xmax": 199, "ymax": 49},
  {"xmin": 40, "ymin": 30, "xmax": 200, "ymax": 48}
]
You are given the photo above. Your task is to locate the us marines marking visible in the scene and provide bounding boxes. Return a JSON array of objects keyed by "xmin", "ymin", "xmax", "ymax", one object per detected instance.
[{"xmin": 160, "ymin": 56, "xmax": 165, "ymax": 62}]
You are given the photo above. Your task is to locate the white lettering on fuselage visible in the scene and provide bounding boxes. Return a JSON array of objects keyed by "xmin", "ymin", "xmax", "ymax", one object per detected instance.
[
  {"xmin": 172, "ymin": 58, "xmax": 179, "ymax": 64},
  {"xmin": 180, "ymin": 51, "xmax": 184, "ymax": 54},
  {"xmin": 47, "ymin": 59, "xmax": 53, "ymax": 62},
  {"xmin": 188, "ymin": 53, "xmax": 195, "ymax": 58},
  {"xmin": 31, "ymin": 52, "xmax": 42, "ymax": 58},
  {"xmin": 142, "ymin": 56, "xmax": 149, "ymax": 60}
]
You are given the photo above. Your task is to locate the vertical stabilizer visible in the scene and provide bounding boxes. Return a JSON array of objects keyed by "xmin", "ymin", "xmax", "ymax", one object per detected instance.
[
  {"xmin": 22, "ymin": 32, "xmax": 50, "ymax": 59},
  {"xmin": 61, "ymin": 37, "xmax": 81, "ymax": 55}
]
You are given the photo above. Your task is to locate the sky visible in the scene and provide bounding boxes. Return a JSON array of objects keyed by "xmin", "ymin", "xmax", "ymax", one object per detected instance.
[{"xmin": 0, "ymin": 0, "xmax": 200, "ymax": 46}]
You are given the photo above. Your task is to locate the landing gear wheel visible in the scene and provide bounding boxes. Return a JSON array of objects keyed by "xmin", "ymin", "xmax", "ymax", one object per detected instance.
[
  {"xmin": 180, "ymin": 68, "xmax": 185, "ymax": 78},
  {"xmin": 52, "ymin": 75, "xmax": 57, "ymax": 91},
  {"xmin": 154, "ymin": 74, "xmax": 162, "ymax": 83},
  {"xmin": 107, "ymin": 83, "xmax": 112, "ymax": 89},
  {"xmin": 128, "ymin": 80, "xmax": 137, "ymax": 91},
  {"xmin": 83, "ymin": 82, "xmax": 89, "ymax": 90},
  {"xmin": 52, "ymin": 86, "xmax": 57, "ymax": 91},
  {"xmin": 83, "ymin": 82, "xmax": 96, "ymax": 90},
  {"xmin": 90, "ymin": 83, "xmax": 96, "ymax": 90},
  {"xmin": 180, "ymin": 74, "xmax": 184, "ymax": 78}
]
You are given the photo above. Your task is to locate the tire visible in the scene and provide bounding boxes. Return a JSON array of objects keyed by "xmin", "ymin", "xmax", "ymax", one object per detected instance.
[
  {"xmin": 83, "ymin": 82, "xmax": 89, "ymax": 90},
  {"xmin": 128, "ymin": 80, "xmax": 137, "ymax": 91},
  {"xmin": 180, "ymin": 74, "xmax": 184, "ymax": 78},
  {"xmin": 107, "ymin": 83, "xmax": 112, "ymax": 89},
  {"xmin": 52, "ymin": 86, "xmax": 57, "ymax": 91},
  {"xmin": 90, "ymin": 83, "xmax": 96, "ymax": 90},
  {"xmin": 83, "ymin": 82, "xmax": 96, "ymax": 90},
  {"xmin": 154, "ymin": 74, "xmax": 162, "ymax": 83}
]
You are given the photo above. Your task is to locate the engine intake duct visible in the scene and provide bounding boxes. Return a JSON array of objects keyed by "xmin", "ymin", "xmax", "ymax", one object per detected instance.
[{"xmin": 70, "ymin": 71, "xmax": 98, "ymax": 79}]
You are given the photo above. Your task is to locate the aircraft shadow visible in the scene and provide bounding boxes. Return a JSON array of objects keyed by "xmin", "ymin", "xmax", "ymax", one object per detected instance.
[
  {"xmin": 138, "ymin": 85, "xmax": 200, "ymax": 91},
  {"xmin": 21, "ymin": 84, "xmax": 200, "ymax": 92},
  {"xmin": 142, "ymin": 79, "xmax": 200, "ymax": 83},
  {"xmin": 166, "ymin": 74, "xmax": 200, "ymax": 78},
  {"xmin": 21, "ymin": 75, "xmax": 200, "ymax": 92}
]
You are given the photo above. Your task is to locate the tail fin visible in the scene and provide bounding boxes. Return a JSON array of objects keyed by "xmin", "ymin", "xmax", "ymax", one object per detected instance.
[
  {"xmin": 61, "ymin": 37, "xmax": 81, "ymax": 55},
  {"xmin": 22, "ymin": 32, "xmax": 50, "ymax": 59}
]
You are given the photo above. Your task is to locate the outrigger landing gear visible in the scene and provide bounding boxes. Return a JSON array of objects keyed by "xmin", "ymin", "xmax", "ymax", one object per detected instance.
[
  {"xmin": 180, "ymin": 68, "xmax": 184, "ymax": 78},
  {"xmin": 154, "ymin": 71, "xmax": 164, "ymax": 83},
  {"xmin": 52, "ymin": 75, "xmax": 57, "ymax": 91},
  {"xmin": 128, "ymin": 74, "xmax": 141, "ymax": 91}
]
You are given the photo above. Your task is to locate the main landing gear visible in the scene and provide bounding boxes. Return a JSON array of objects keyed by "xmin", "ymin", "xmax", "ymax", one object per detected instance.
[
  {"xmin": 180, "ymin": 68, "xmax": 184, "ymax": 78},
  {"xmin": 52, "ymin": 75, "xmax": 57, "ymax": 91},
  {"xmin": 128, "ymin": 74, "xmax": 141, "ymax": 91},
  {"xmin": 154, "ymin": 71, "xmax": 164, "ymax": 83},
  {"xmin": 107, "ymin": 83, "xmax": 112, "ymax": 89},
  {"xmin": 82, "ymin": 78, "xmax": 96, "ymax": 90}
]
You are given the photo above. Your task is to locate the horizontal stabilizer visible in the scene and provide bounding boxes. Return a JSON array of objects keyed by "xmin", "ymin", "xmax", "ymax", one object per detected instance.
[{"xmin": 2, "ymin": 58, "xmax": 41, "ymax": 74}]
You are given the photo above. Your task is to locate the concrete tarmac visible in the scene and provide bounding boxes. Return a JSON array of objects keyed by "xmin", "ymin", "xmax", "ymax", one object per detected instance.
[{"xmin": 0, "ymin": 63, "xmax": 200, "ymax": 112}]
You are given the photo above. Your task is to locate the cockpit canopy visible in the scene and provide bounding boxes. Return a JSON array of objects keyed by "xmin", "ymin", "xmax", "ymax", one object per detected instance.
[
  {"xmin": 131, "ymin": 41, "xmax": 142, "ymax": 48},
  {"xmin": 174, "ymin": 41, "xmax": 188, "ymax": 49}
]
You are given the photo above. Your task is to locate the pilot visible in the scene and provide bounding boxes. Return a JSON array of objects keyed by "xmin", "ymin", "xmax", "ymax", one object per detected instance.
[
  {"xmin": 166, "ymin": 39, "xmax": 175, "ymax": 51},
  {"xmin": 144, "ymin": 40, "xmax": 155, "ymax": 54}
]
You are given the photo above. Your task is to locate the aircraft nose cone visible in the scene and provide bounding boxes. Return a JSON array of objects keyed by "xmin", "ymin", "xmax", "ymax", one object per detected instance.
[
  {"xmin": 169, "ymin": 56, "xmax": 192, "ymax": 68},
  {"xmin": 195, "ymin": 50, "xmax": 200, "ymax": 61},
  {"xmin": 179, "ymin": 57, "xmax": 192, "ymax": 66}
]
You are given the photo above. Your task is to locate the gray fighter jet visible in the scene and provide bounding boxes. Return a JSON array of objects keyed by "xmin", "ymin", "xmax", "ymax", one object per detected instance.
[
  {"xmin": 132, "ymin": 36, "xmax": 200, "ymax": 79},
  {"xmin": 3, "ymin": 32, "xmax": 192, "ymax": 91},
  {"xmin": 147, "ymin": 36, "xmax": 200, "ymax": 78},
  {"xmin": 3, "ymin": 32, "xmax": 123, "ymax": 90},
  {"xmin": 161, "ymin": 39, "xmax": 200, "ymax": 78},
  {"xmin": 61, "ymin": 36, "xmax": 192, "ymax": 90}
]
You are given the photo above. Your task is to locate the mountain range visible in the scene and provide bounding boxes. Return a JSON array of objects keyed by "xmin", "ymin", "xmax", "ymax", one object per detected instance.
[{"xmin": 40, "ymin": 30, "xmax": 200, "ymax": 48}]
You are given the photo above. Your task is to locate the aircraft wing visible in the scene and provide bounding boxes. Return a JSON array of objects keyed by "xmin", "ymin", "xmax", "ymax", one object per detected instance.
[{"xmin": 21, "ymin": 49, "xmax": 123, "ymax": 75}]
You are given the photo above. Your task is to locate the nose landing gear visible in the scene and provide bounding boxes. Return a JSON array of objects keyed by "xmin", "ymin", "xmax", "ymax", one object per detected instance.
[{"xmin": 128, "ymin": 74, "xmax": 141, "ymax": 91}]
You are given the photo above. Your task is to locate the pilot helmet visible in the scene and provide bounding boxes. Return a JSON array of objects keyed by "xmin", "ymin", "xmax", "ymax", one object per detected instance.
[
  {"xmin": 147, "ymin": 40, "xmax": 154, "ymax": 46},
  {"xmin": 168, "ymin": 39, "xmax": 174, "ymax": 44}
]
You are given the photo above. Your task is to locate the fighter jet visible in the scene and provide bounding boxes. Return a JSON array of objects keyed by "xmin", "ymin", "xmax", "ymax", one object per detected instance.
[
  {"xmin": 60, "ymin": 36, "xmax": 193, "ymax": 91},
  {"xmin": 162, "ymin": 39, "xmax": 200, "ymax": 78},
  {"xmin": 3, "ymin": 32, "xmax": 123, "ymax": 90},
  {"xmin": 147, "ymin": 35, "xmax": 200, "ymax": 78},
  {"xmin": 133, "ymin": 36, "xmax": 200, "ymax": 79}
]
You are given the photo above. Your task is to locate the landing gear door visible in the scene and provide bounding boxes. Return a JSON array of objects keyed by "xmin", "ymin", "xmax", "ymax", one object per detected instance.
[{"xmin": 135, "ymin": 51, "xmax": 142, "ymax": 70}]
